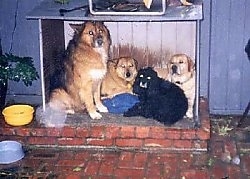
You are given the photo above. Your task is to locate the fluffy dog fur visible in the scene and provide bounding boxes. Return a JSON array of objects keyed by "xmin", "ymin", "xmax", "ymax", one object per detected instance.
[
  {"xmin": 168, "ymin": 54, "xmax": 195, "ymax": 118},
  {"xmin": 49, "ymin": 21, "xmax": 111, "ymax": 119},
  {"xmin": 101, "ymin": 57, "xmax": 138, "ymax": 99},
  {"xmin": 124, "ymin": 67, "xmax": 188, "ymax": 125}
]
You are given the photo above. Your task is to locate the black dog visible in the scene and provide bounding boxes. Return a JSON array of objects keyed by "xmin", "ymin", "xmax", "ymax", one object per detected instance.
[{"xmin": 124, "ymin": 67, "xmax": 188, "ymax": 125}]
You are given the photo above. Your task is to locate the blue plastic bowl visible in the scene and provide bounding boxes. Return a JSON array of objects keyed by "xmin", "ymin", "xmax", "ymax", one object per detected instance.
[{"xmin": 0, "ymin": 140, "xmax": 24, "ymax": 164}]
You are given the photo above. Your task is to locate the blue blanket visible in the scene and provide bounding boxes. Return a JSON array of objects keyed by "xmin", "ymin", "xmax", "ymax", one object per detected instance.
[{"xmin": 102, "ymin": 93, "xmax": 139, "ymax": 114}]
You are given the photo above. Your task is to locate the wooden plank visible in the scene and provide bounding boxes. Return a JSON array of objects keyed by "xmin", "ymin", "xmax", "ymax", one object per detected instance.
[
  {"xmin": 161, "ymin": 22, "xmax": 178, "ymax": 67},
  {"xmin": 241, "ymin": 0, "xmax": 250, "ymax": 111},
  {"xmin": 209, "ymin": 0, "xmax": 231, "ymax": 112},
  {"xmin": 176, "ymin": 22, "xmax": 196, "ymax": 59},
  {"xmin": 227, "ymin": 0, "xmax": 246, "ymax": 111},
  {"xmin": 199, "ymin": 0, "xmax": 211, "ymax": 97}
]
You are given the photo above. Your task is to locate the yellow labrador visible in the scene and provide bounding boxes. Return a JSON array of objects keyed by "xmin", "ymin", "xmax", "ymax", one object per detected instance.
[{"xmin": 168, "ymin": 54, "xmax": 195, "ymax": 118}]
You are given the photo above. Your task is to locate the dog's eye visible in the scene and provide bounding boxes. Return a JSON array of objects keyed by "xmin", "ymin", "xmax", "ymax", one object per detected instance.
[
  {"xmin": 89, "ymin": 31, "xmax": 94, "ymax": 35},
  {"xmin": 121, "ymin": 65, "xmax": 125, "ymax": 68},
  {"xmin": 147, "ymin": 76, "xmax": 151, "ymax": 80},
  {"xmin": 179, "ymin": 61, "xmax": 184, "ymax": 64},
  {"xmin": 99, "ymin": 30, "xmax": 103, "ymax": 33},
  {"xmin": 129, "ymin": 64, "xmax": 133, "ymax": 67},
  {"xmin": 139, "ymin": 74, "xmax": 143, "ymax": 78}
]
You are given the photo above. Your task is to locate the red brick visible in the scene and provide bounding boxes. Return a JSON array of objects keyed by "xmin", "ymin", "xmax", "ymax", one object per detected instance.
[
  {"xmin": 164, "ymin": 165, "xmax": 179, "ymax": 178},
  {"xmin": 116, "ymin": 138, "xmax": 143, "ymax": 147},
  {"xmin": 30, "ymin": 128, "xmax": 47, "ymax": 136},
  {"xmin": 135, "ymin": 127, "xmax": 150, "ymax": 138},
  {"xmin": 105, "ymin": 126, "xmax": 120, "ymax": 138},
  {"xmin": 224, "ymin": 140, "xmax": 237, "ymax": 156},
  {"xmin": 172, "ymin": 140, "xmax": 192, "ymax": 148},
  {"xmin": 120, "ymin": 126, "xmax": 135, "ymax": 138},
  {"xmin": 90, "ymin": 126, "xmax": 105, "ymax": 138},
  {"xmin": 118, "ymin": 160, "xmax": 133, "ymax": 168},
  {"xmin": 119, "ymin": 151, "xmax": 134, "ymax": 161},
  {"xmin": 58, "ymin": 137, "xmax": 84, "ymax": 145},
  {"xmin": 149, "ymin": 127, "xmax": 166, "ymax": 139},
  {"xmin": 210, "ymin": 164, "xmax": 227, "ymax": 179},
  {"xmin": 61, "ymin": 127, "xmax": 75, "ymax": 137},
  {"xmin": 75, "ymin": 127, "xmax": 89, "ymax": 137},
  {"xmin": 28, "ymin": 136, "xmax": 57, "ymax": 145},
  {"xmin": 134, "ymin": 153, "xmax": 148, "ymax": 168},
  {"xmin": 114, "ymin": 168, "xmax": 144, "ymax": 178},
  {"xmin": 181, "ymin": 130, "xmax": 196, "ymax": 139},
  {"xmin": 47, "ymin": 128, "xmax": 61, "ymax": 136},
  {"xmin": 241, "ymin": 154, "xmax": 250, "ymax": 175},
  {"xmin": 145, "ymin": 164, "xmax": 162, "ymax": 178},
  {"xmin": 99, "ymin": 162, "xmax": 114, "ymax": 175},
  {"xmin": 16, "ymin": 128, "xmax": 31, "ymax": 136},
  {"xmin": 86, "ymin": 138, "xmax": 113, "ymax": 146},
  {"xmin": 84, "ymin": 161, "xmax": 101, "ymax": 175},
  {"xmin": 165, "ymin": 129, "xmax": 181, "ymax": 139},
  {"xmin": 227, "ymin": 165, "xmax": 241, "ymax": 178},
  {"xmin": 58, "ymin": 150, "xmax": 75, "ymax": 159},
  {"xmin": 210, "ymin": 141, "xmax": 224, "ymax": 157},
  {"xmin": 196, "ymin": 129, "xmax": 210, "ymax": 140},
  {"xmin": 181, "ymin": 169, "xmax": 209, "ymax": 179},
  {"xmin": 1, "ymin": 127, "xmax": 16, "ymax": 135},
  {"xmin": 144, "ymin": 139, "xmax": 172, "ymax": 148},
  {"xmin": 148, "ymin": 153, "xmax": 178, "ymax": 165},
  {"xmin": 56, "ymin": 159, "xmax": 84, "ymax": 166},
  {"xmin": 65, "ymin": 174, "xmax": 81, "ymax": 179},
  {"xmin": 74, "ymin": 151, "xmax": 92, "ymax": 160},
  {"xmin": 193, "ymin": 140, "xmax": 208, "ymax": 150}
]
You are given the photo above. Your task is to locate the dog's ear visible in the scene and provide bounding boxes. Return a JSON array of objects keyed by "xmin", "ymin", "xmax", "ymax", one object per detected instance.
[
  {"xmin": 187, "ymin": 57, "xmax": 195, "ymax": 72},
  {"xmin": 107, "ymin": 58, "xmax": 119, "ymax": 69},
  {"xmin": 69, "ymin": 23, "xmax": 84, "ymax": 34},
  {"xmin": 133, "ymin": 58, "xmax": 138, "ymax": 69}
]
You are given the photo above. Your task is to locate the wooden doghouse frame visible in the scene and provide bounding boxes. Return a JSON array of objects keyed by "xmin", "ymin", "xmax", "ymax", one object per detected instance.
[{"xmin": 27, "ymin": 0, "xmax": 203, "ymax": 127}]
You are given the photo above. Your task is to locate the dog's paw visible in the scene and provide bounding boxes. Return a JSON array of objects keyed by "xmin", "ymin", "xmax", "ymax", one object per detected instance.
[
  {"xmin": 89, "ymin": 111, "xmax": 102, "ymax": 120},
  {"xmin": 96, "ymin": 104, "xmax": 108, "ymax": 113},
  {"xmin": 186, "ymin": 110, "xmax": 193, "ymax": 119},
  {"xmin": 123, "ymin": 111, "xmax": 133, "ymax": 117}
]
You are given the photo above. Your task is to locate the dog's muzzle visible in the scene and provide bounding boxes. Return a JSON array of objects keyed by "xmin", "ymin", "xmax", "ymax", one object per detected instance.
[
  {"xmin": 171, "ymin": 65, "xmax": 178, "ymax": 74},
  {"xmin": 139, "ymin": 82, "xmax": 147, "ymax": 88},
  {"xmin": 125, "ymin": 72, "xmax": 131, "ymax": 78},
  {"xmin": 94, "ymin": 36, "xmax": 103, "ymax": 47}
]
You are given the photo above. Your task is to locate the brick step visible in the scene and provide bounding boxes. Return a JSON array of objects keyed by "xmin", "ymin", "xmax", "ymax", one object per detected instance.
[{"xmin": 0, "ymin": 98, "xmax": 210, "ymax": 152}]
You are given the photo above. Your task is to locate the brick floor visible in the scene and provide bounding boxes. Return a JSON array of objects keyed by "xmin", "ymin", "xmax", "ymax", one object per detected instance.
[
  {"xmin": 0, "ymin": 98, "xmax": 210, "ymax": 152},
  {"xmin": 1, "ymin": 102, "xmax": 250, "ymax": 178}
]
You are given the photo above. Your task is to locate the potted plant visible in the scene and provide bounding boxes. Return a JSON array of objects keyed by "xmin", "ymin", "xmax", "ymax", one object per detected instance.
[{"xmin": 0, "ymin": 43, "xmax": 39, "ymax": 110}]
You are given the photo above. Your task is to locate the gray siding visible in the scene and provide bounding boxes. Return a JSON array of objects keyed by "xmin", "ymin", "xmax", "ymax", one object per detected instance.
[
  {"xmin": 0, "ymin": 0, "xmax": 43, "ymax": 103},
  {"xmin": 209, "ymin": 0, "xmax": 250, "ymax": 114}
]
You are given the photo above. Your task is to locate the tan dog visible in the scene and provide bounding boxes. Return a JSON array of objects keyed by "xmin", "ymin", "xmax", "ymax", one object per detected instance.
[
  {"xmin": 101, "ymin": 57, "xmax": 138, "ymax": 99},
  {"xmin": 168, "ymin": 54, "xmax": 195, "ymax": 118},
  {"xmin": 49, "ymin": 21, "xmax": 111, "ymax": 119}
]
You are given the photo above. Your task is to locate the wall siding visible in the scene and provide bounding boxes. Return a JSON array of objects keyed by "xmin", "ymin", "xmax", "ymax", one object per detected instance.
[
  {"xmin": 0, "ymin": 0, "xmax": 43, "ymax": 104},
  {"xmin": 65, "ymin": 21, "xmax": 196, "ymax": 69},
  {"xmin": 209, "ymin": 0, "xmax": 250, "ymax": 114}
]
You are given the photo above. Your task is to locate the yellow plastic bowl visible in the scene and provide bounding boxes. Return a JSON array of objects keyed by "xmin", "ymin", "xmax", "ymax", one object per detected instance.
[{"xmin": 2, "ymin": 105, "xmax": 34, "ymax": 126}]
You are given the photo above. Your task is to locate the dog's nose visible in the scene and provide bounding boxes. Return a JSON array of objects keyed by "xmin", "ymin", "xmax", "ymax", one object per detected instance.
[
  {"xmin": 96, "ymin": 36, "xmax": 103, "ymax": 46},
  {"xmin": 126, "ymin": 72, "xmax": 131, "ymax": 78},
  {"xmin": 172, "ymin": 65, "xmax": 178, "ymax": 74}
]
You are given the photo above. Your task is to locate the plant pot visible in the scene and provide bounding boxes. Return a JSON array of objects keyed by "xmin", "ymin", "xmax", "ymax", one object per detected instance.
[{"xmin": 0, "ymin": 81, "xmax": 7, "ymax": 111}]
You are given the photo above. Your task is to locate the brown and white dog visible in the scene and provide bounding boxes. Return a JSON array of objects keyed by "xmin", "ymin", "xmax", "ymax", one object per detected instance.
[
  {"xmin": 101, "ymin": 57, "xmax": 138, "ymax": 99},
  {"xmin": 168, "ymin": 54, "xmax": 195, "ymax": 118},
  {"xmin": 49, "ymin": 21, "xmax": 111, "ymax": 119}
]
